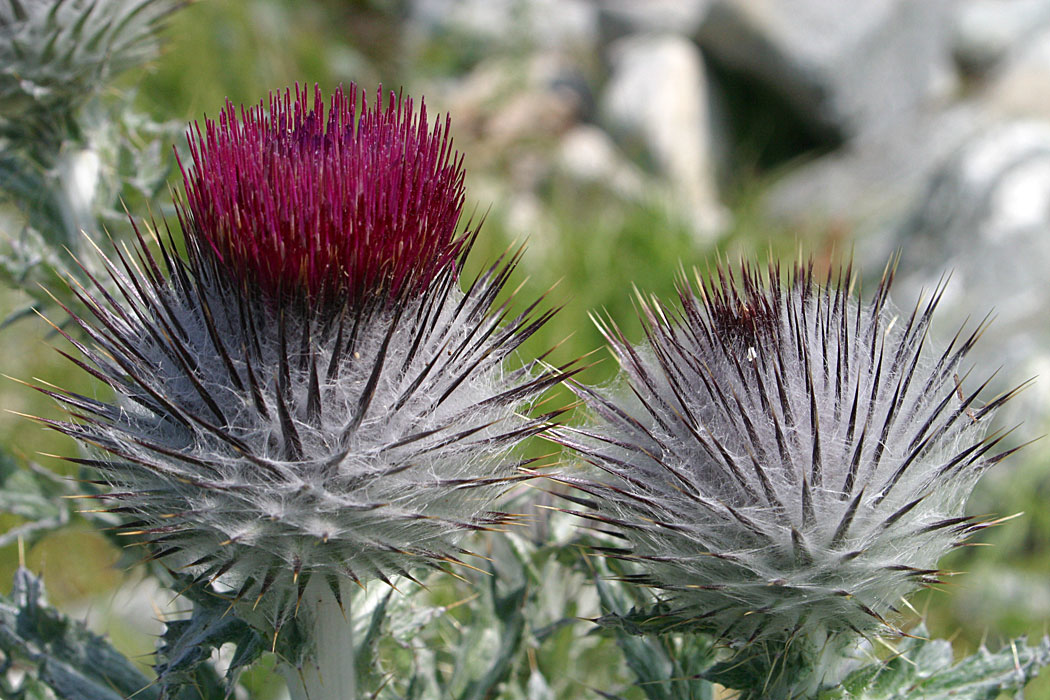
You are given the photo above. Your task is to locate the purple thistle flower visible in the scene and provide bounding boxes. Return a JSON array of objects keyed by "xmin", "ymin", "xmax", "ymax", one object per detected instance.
[
  {"xmin": 179, "ymin": 84, "xmax": 465, "ymax": 304},
  {"xmin": 36, "ymin": 84, "xmax": 569, "ymax": 635},
  {"xmin": 555, "ymin": 260, "xmax": 1021, "ymax": 696}
]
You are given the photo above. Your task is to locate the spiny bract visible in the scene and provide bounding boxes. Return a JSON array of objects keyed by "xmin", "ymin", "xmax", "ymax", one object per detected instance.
[
  {"xmin": 557, "ymin": 261, "xmax": 1019, "ymax": 647},
  {"xmin": 39, "ymin": 84, "xmax": 568, "ymax": 627}
]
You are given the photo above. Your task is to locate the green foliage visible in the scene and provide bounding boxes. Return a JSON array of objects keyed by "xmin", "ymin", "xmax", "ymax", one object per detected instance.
[
  {"xmin": 361, "ymin": 530, "xmax": 576, "ymax": 699},
  {"xmin": 229, "ymin": 521, "xmax": 634, "ymax": 699},
  {"xmin": 593, "ymin": 571, "xmax": 715, "ymax": 700},
  {"xmin": 0, "ymin": 0, "xmax": 184, "ymax": 120},
  {"xmin": 819, "ymin": 625, "xmax": 1050, "ymax": 700},
  {"xmin": 0, "ymin": 452, "xmax": 69, "ymax": 550},
  {"xmin": 0, "ymin": 449, "xmax": 136, "ymax": 569},
  {"xmin": 457, "ymin": 568, "xmax": 528, "ymax": 700},
  {"xmin": 117, "ymin": 521, "xmax": 646, "ymax": 700},
  {"xmin": 153, "ymin": 577, "xmax": 264, "ymax": 699},
  {"xmin": 0, "ymin": 567, "xmax": 158, "ymax": 700},
  {"xmin": 0, "ymin": 0, "xmax": 183, "ymax": 318}
]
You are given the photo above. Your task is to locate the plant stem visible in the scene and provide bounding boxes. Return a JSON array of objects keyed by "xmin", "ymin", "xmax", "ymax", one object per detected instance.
[{"xmin": 281, "ymin": 577, "xmax": 357, "ymax": 700}]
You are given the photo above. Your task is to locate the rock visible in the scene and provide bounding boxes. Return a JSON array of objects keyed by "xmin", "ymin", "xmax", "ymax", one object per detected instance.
[
  {"xmin": 408, "ymin": 0, "xmax": 597, "ymax": 49},
  {"xmin": 761, "ymin": 13, "xmax": 1050, "ymax": 249},
  {"xmin": 599, "ymin": 34, "xmax": 729, "ymax": 240},
  {"xmin": 556, "ymin": 124, "xmax": 648, "ymax": 202},
  {"xmin": 952, "ymin": 0, "xmax": 1050, "ymax": 76},
  {"xmin": 597, "ymin": 0, "xmax": 711, "ymax": 40},
  {"xmin": 697, "ymin": 0, "xmax": 957, "ymax": 139},
  {"xmin": 764, "ymin": 104, "xmax": 985, "ymax": 238},
  {"xmin": 485, "ymin": 89, "xmax": 582, "ymax": 152},
  {"xmin": 983, "ymin": 27, "xmax": 1050, "ymax": 123},
  {"xmin": 441, "ymin": 53, "xmax": 588, "ymax": 177},
  {"xmin": 892, "ymin": 121, "xmax": 1050, "ymax": 436}
]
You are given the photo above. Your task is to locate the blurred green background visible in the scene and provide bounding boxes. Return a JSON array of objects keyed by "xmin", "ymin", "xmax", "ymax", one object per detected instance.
[{"xmin": 1, "ymin": 0, "xmax": 1047, "ymax": 697}]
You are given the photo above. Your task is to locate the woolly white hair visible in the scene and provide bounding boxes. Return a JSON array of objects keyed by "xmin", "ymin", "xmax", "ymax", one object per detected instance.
[
  {"xmin": 557, "ymin": 261, "xmax": 1019, "ymax": 648},
  {"xmin": 41, "ymin": 228, "xmax": 568, "ymax": 626}
]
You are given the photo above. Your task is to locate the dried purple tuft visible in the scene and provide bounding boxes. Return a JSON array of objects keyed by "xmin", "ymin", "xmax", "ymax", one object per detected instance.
[
  {"xmin": 37, "ymin": 85, "xmax": 569, "ymax": 636},
  {"xmin": 556, "ymin": 260, "xmax": 1021, "ymax": 694}
]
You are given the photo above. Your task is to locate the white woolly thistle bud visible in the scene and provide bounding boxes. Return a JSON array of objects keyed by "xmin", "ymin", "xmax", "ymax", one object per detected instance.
[
  {"xmin": 37, "ymin": 84, "xmax": 569, "ymax": 637},
  {"xmin": 555, "ymin": 260, "xmax": 1021, "ymax": 697}
]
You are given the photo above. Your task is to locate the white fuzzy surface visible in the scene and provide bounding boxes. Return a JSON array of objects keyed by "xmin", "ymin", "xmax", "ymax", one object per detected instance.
[
  {"xmin": 55, "ymin": 241, "xmax": 552, "ymax": 627},
  {"xmin": 560, "ymin": 264, "xmax": 1008, "ymax": 646}
]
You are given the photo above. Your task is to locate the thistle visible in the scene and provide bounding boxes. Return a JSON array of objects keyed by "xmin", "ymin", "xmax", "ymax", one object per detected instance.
[
  {"xmin": 36, "ymin": 84, "xmax": 567, "ymax": 698},
  {"xmin": 0, "ymin": 0, "xmax": 186, "ymax": 296},
  {"xmin": 0, "ymin": 0, "xmax": 183, "ymax": 120},
  {"xmin": 555, "ymin": 261, "xmax": 1021, "ymax": 698}
]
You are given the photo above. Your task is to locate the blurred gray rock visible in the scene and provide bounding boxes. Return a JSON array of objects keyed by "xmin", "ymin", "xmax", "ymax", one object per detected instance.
[
  {"xmin": 597, "ymin": 0, "xmax": 711, "ymax": 39},
  {"xmin": 952, "ymin": 0, "xmax": 1050, "ymax": 76},
  {"xmin": 599, "ymin": 33, "xmax": 728, "ymax": 239},
  {"xmin": 556, "ymin": 124, "xmax": 648, "ymax": 201},
  {"xmin": 892, "ymin": 121, "xmax": 1050, "ymax": 434},
  {"xmin": 441, "ymin": 53, "xmax": 587, "ymax": 173},
  {"xmin": 761, "ymin": 5, "xmax": 1050, "ymax": 251},
  {"xmin": 697, "ymin": 0, "xmax": 956, "ymax": 138},
  {"xmin": 764, "ymin": 105, "xmax": 984, "ymax": 236},
  {"xmin": 984, "ymin": 27, "xmax": 1050, "ymax": 123},
  {"xmin": 409, "ymin": 0, "xmax": 598, "ymax": 49}
]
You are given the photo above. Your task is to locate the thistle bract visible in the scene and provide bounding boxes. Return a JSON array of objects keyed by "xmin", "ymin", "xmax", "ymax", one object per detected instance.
[
  {"xmin": 40, "ymin": 84, "xmax": 565, "ymax": 627},
  {"xmin": 558, "ymin": 262, "xmax": 1017, "ymax": 661}
]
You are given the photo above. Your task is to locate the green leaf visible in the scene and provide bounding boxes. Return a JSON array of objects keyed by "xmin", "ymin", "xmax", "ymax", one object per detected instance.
[
  {"xmin": 0, "ymin": 567, "xmax": 159, "ymax": 700},
  {"xmin": 154, "ymin": 577, "xmax": 264, "ymax": 698},
  {"xmin": 0, "ymin": 219, "xmax": 71, "ymax": 306},
  {"xmin": 0, "ymin": 0, "xmax": 185, "ymax": 115},
  {"xmin": 594, "ymin": 574, "xmax": 714, "ymax": 700},
  {"xmin": 456, "ymin": 563, "xmax": 528, "ymax": 700},
  {"xmin": 818, "ymin": 625, "xmax": 1050, "ymax": 700},
  {"xmin": 0, "ymin": 453, "xmax": 68, "ymax": 523},
  {"xmin": 355, "ymin": 589, "xmax": 393, "ymax": 690}
]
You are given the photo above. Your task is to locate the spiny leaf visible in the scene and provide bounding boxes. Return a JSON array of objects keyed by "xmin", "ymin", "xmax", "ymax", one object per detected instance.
[
  {"xmin": 154, "ymin": 576, "xmax": 263, "ymax": 696},
  {"xmin": 594, "ymin": 573, "xmax": 715, "ymax": 700},
  {"xmin": 456, "ymin": 567, "xmax": 528, "ymax": 700},
  {"xmin": 0, "ymin": 452, "xmax": 69, "ymax": 548},
  {"xmin": 818, "ymin": 624, "xmax": 1050, "ymax": 700},
  {"xmin": 0, "ymin": 567, "xmax": 159, "ymax": 700},
  {"xmin": 354, "ymin": 590, "xmax": 393, "ymax": 691}
]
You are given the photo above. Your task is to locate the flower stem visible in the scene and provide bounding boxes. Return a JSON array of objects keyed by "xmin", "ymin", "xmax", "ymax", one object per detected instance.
[{"xmin": 281, "ymin": 577, "xmax": 357, "ymax": 700}]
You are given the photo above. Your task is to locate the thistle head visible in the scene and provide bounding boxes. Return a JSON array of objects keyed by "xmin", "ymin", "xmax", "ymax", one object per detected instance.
[
  {"xmin": 557, "ymin": 260, "xmax": 1018, "ymax": 689},
  {"xmin": 0, "ymin": 0, "xmax": 182, "ymax": 120},
  {"xmin": 179, "ymin": 83, "xmax": 466, "ymax": 306},
  {"xmin": 40, "ymin": 84, "xmax": 566, "ymax": 629}
]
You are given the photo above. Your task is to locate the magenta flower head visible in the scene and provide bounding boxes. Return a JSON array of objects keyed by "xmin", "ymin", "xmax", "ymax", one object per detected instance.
[
  {"xmin": 180, "ymin": 84, "xmax": 465, "ymax": 305},
  {"xmin": 40, "ymin": 85, "xmax": 565, "ymax": 636},
  {"xmin": 556, "ymin": 261, "xmax": 1019, "ymax": 698}
]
